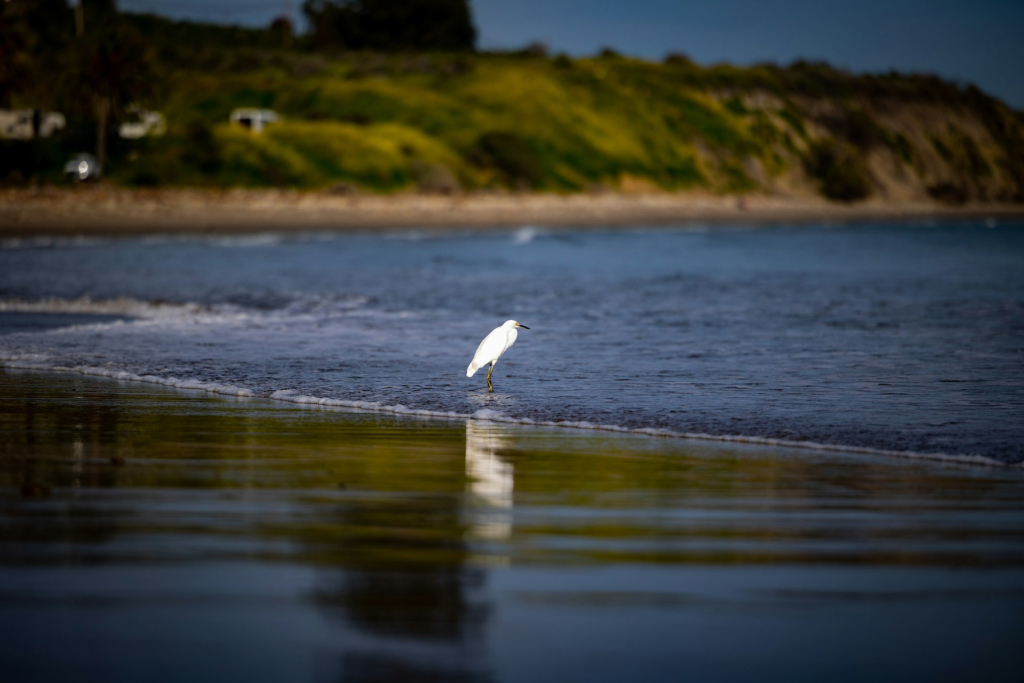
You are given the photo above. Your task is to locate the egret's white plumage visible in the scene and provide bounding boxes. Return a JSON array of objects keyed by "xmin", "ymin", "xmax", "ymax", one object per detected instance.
[{"xmin": 467, "ymin": 320, "xmax": 529, "ymax": 391}]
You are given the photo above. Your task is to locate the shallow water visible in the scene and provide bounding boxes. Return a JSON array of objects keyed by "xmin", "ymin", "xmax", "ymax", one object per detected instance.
[
  {"xmin": 1, "ymin": 221, "xmax": 1023, "ymax": 463},
  {"xmin": 1, "ymin": 371, "xmax": 1023, "ymax": 682}
]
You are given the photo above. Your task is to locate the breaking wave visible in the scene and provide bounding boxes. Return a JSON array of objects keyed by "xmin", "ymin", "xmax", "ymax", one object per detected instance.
[{"xmin": 0, "ymin": 296, "xmax": 219, "ymax": 320}]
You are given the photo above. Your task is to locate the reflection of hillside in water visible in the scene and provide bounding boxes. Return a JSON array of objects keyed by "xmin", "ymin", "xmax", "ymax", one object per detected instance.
[
  {"xmin": 0, "ymin": 383, "xmax": 128, "ymax": 555},
  {"xmin": 464, "ymin": 420, "xmax": 514, "ymax": 542},
  {"xmin": 314, "ymin": 498, "xmax": 488, "ymax": 641},
  {"xmin": 7, "ymin": 374, "xmax": 1024, "ymax": 681},
  {"xmin": 325, "ymin": 543, "xmax": 493, "ymax": 682},
  {"xmin": 2, "ymin": 375, "xmax": 497, "ymax": 680}
]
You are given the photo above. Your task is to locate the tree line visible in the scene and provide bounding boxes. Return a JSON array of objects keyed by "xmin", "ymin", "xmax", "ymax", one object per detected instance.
[
  {"xmin": 0, "ymin": 0, "xmax": 477, "ymax": 177},
  {"xmin": 302, "ymin": 0, "xmax": 476, "ymax": 52}
]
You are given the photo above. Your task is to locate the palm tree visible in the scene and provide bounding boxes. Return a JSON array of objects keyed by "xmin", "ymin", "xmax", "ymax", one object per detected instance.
[
  {"xmin": 69, "ymin": 24, "xmax": 154, "ymax": 170},
  {"xmin": 0, "ymin": 9, "xmax": 35, "ymax": 107}
]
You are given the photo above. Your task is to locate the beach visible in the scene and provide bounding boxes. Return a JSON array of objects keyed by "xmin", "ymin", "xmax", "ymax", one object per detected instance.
[{"xmin": 2, "ymin": 187, "xmax": 1023, "ymax": 236}]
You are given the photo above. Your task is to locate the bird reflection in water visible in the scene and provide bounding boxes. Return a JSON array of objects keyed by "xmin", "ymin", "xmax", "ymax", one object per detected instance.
[
  {"xmin": 311, "ymin": 423, "xmax": 505, "ymax": 682},
  {"xmin": 464, "ymin": 420, "xmax": 514, "ymax": 545}
]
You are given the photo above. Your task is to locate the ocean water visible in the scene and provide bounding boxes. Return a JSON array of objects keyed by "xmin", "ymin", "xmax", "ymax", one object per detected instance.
[{"xmin": 1, "ymin": 220, "xmax": 1022, "ymax": 464}]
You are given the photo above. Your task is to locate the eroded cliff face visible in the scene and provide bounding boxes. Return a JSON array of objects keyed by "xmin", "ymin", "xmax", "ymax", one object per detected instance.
[{"xmin": 709, "ymin": 89, "xmax": 1024, "ymax": 203}]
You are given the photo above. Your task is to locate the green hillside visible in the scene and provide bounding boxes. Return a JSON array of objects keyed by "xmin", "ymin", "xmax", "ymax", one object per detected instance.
[{"xmin": 3, "ymin": 9, "xmax": 1023, "ymax": 203}]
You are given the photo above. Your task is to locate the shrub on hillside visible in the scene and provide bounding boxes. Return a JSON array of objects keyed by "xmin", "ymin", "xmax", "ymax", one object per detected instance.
[
  {"xmin": 412, "ymin": 161, "xmax": 460, "ymax": 194},
  {"xmin": 926, "ymin": 182, "xmax": 969, "ymax": 205},
  {"xmin": 804, "ymin": 141, "xmax": 871, "ymax": 202},
  {"xmin": 182, "ymin": 121, "xmax": 221, "ymax": 174},
  {"xmin": 817, "ymin": 108, "xmax": 881, "ymax": 149},
  {"xmin": 663, "ymin": 52, "xmax": 695, "ymax": 67},
  {"xmin": 552, "ymin": 53, "xmax": 573, "ymax": 70},
  {"xmin": 516, "ymin": 42, "xmax": 548, "ymax": 58},
  {"xmin": 471, "ymin": 132, "xmax": 544, "ymax": 189},
  {"xmin": 724, "ymin": 96, "xmax": 747, "ymax": 116},
  {"xmin": 0, "ymin": 139, "xmax": 65, "ymax": 185}
]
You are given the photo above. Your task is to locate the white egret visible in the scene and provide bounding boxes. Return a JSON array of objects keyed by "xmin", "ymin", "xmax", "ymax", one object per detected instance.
[{"xmin": 466, "ymin": 320, "xmax": 529, "ymax": 392}]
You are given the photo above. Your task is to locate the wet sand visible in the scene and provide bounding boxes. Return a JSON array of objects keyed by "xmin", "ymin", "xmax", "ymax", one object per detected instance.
[
  {"xmin": 2, "ymin": 369, "xmax": 1023, "ymax": 682},
  {"xmin": 2, "ymin": 187, "xmax": 1023, "ymax": 236}
]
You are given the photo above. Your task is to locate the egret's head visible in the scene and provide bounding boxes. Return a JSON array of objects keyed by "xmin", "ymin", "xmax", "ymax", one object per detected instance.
[{"xmin": 506, "ymin": 320, "xmax": 530, "ymax": 330}]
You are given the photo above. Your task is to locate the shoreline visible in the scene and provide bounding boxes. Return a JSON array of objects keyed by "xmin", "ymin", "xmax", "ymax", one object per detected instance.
[
  {"xmin": 2, "ymin": 187, "xmax": 1023, "ymax": 236},
  {"xmin": 3, "ymin": 361, "xmax": 1018, "ymax": 471}
]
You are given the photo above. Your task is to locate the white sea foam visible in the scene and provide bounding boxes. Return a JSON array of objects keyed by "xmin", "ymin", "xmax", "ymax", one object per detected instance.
[
  {"xmin": 512, "ymin": 227, "xmax": 540, "ymax": 245},
  {"xmin": 138, "ymin": 233, "xmax": 290, "ymax": 248},
  {"xmin": 0, "ymin": 231, "xmax": 351, "ymax": 252},
  {"xmin": 0, "ymin": 356, "xmax": 255, "ymax": 396},
  {"xmin": 0, "ymin": 296, "xmax": 217, "ymax": 320},
  {"xmin": 207, "ymin": 234, "xmax": 286, "ymax": 248},
  {"xmin": 0, "ymin": 294, "xmax": 364, "ymax": 328},
  {"xmin": 1, "ymin": 356, "xmax": 1018, "ymax": 470},
  {"xmin": 0, "ymin": 235, "xmax": 109, "ymax": 250}
]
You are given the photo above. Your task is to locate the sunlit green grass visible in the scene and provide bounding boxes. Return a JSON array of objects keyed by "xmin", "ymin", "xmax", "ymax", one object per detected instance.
[
  {"xmin": 109, "ymin": 54, "xmax": 765, "ymax": 192},
  {"xmin": 97, "ymin": 50, "xmax": 1023, "ymax": 201},
  {"xmin": 214, "ymin": 121, "xmax": 468, "ymax": 189}
]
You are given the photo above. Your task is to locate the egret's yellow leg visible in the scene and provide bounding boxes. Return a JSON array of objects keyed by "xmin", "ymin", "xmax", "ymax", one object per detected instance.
[{"xmin": 486, "ymin": 364, "xmax": 494, "ymax": 392}]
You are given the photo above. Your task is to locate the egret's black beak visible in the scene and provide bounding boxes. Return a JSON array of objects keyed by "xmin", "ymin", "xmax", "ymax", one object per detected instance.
[{"xmin": 518, "ymin": 324, "xmax": 530, "ymax": 329}]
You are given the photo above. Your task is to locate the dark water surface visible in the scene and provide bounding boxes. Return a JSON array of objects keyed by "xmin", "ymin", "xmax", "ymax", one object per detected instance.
[
  {"xmin": 1, "ymin": 222, "xmax": 1022, "ymax": 463},
  {"xmin": 1, "ymin": 371, "xmax": 1023, "ymax": 682},
  {"xmin": 0, "ymin": 311, "xmax": 134, "ymax": 335}
]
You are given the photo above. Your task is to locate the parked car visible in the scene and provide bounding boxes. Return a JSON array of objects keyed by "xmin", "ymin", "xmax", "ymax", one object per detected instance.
[
  {"xmin": 0, "ymin": 109, "xmax": 66, "ymax": 139},
  {"xmin": 63, "ymin": 153, "xmax": 101, "ymax": 182},
  {"xmin": 229, "ymin": 108, "xmax": 279, "ymax": 133},
  {"xmin": 119, "ymin": 105, "xmax": 167, "ymax": 139}
]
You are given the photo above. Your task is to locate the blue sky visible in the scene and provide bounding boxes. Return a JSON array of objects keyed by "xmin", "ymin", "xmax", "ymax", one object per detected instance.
[{"xmin": 116, "ymin": 0, "xmax": 1024, "ymax": 107}]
